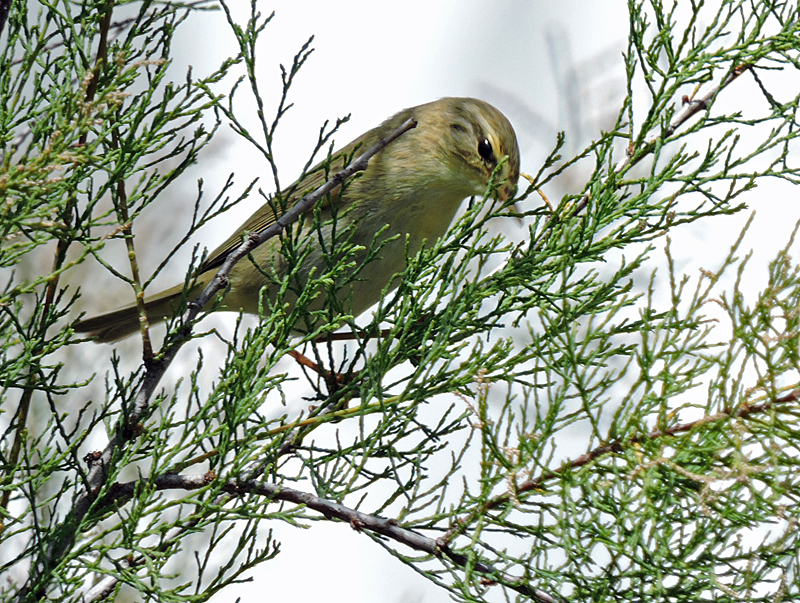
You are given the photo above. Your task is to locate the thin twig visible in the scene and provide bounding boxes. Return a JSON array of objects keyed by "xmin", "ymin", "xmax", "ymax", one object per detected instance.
[
  {"xmin": 578, "ymin": 64, "xmax": 750, "ymax": 215},
  {"xmin": 535, "ymin": 63, "xmax": 752, "ymax": 246},
  {"xmin": 187, "ymin": 117, "xmax": 418, "ymax": 315},
  {"xmin": 514, "ymin": 387, "xmax": 800, "ymax": 502},
  {"xmin": 102, "ymin": 472, "xmax": 565, "ymax": 603},
  {"xmin": 0, "ymin": 0, "xmax": 115, "ymax": 517},
  {"xmin": 16, "ymin": 117, "xmax": 418, "ymax": 603},
  {"xmin": 436, "ymin": 386, "xmax": 800, "ymax": 553}
]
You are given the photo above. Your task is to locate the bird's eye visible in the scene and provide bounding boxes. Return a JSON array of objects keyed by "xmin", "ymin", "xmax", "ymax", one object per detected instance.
[{"xmin": 478, "ymin": 138, "xmax": 495, "ymax": 165}]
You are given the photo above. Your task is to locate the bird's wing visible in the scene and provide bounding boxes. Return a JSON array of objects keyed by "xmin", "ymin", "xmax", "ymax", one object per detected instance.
[
  {"xmin": 198, "ymin": 108, "xmax": 412, "ymax": 274},
  {"xmin": 199, "ymin": 148, "xmax": 355, "ymax": 274}
]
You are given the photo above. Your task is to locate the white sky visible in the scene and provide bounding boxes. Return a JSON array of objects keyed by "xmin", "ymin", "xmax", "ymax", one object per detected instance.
[
  {"xmin": 118, "ymin": 2, "xmax": 799, "ymax": 602},
  {"xmin": 176, "ymin": 4, "xmax": 629, "ymax": 602}
]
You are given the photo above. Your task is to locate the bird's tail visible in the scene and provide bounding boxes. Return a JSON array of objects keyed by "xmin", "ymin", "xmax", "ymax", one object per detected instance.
[{"xmin": 74, "ymin": 282, "xmax": 201, "ymax": 343}]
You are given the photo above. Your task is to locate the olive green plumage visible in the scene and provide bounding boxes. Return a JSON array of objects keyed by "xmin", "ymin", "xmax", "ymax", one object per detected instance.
[{"xmin": 75, "ymin": 97, "xmax": 520, "ymax": 342}]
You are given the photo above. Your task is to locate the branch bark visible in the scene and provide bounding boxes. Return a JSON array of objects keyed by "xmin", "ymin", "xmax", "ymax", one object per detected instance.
[
  {"xmin": 96, "ymin": 472, "xmax": 564, "ymax": 603},
  {"xmin": 531, "ymin": 62, "xmax": 752, "ymax": 251},
  {"xmin": 16, "ymin": 117, "xmax": 418, "ymax": 603}
]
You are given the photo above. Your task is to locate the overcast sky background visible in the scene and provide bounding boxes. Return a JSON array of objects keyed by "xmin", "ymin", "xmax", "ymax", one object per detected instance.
[
  {"xmin": 121, "ymin": 2, "xmax": 798, "ymax": 602},
  {"xmin": 172, "ymin": 4, "xmax": 627, "ymax": 602}
]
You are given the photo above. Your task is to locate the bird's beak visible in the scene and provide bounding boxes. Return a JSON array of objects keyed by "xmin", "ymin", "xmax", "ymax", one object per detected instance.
[{"xmin": 496, "ymin": 182, "xmax": 523, "ymax": 224}]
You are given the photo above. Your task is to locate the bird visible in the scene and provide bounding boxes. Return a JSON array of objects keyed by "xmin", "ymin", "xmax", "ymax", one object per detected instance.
[{"xmin": 74, "ymin": 97, "xmax": 520, "ymax": 343}]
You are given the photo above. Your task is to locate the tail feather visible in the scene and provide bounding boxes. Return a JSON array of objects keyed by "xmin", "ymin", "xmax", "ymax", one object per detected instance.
[{"xmin": 74, "ymin": 282, "xmax": 199, "ymax": 343}]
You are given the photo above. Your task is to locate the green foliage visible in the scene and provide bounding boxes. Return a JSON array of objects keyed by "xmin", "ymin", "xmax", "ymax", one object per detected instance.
[{"xmin": 1, "ymin": 1, "xmax": 800, "ymax": 602}]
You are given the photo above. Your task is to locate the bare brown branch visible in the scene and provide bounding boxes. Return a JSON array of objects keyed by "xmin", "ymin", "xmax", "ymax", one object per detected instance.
[{"xmin": 102, "ymin": 472, "xmax": 565, "ymax": 603}]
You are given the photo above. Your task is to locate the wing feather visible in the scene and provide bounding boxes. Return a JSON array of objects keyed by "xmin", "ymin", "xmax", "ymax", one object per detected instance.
[{"xmin": 198, "ymin": 107, "xmax": 415, "ymax": 274}]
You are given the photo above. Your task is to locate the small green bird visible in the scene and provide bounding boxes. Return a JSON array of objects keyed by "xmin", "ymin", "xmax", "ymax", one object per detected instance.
[{"xmin": 75, "ymin": 97, "xmax": 520, "ymax": 342}]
